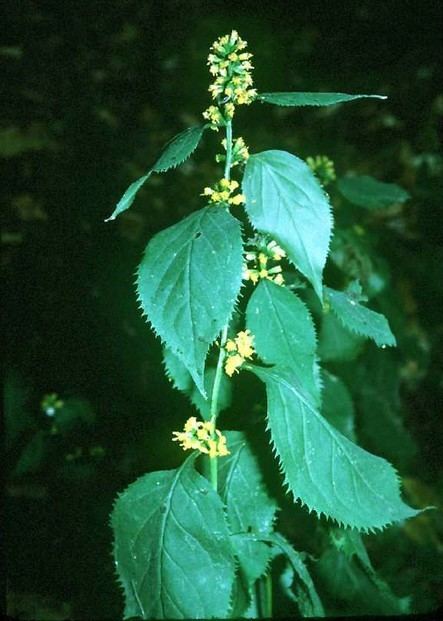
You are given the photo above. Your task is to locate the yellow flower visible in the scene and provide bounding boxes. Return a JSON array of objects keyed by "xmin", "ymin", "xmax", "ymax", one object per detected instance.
[
  {"xmin": 225, "ymin": 353, "xmax": 245, "ymax": 377},
  {"xmin": 229, "ymin": 193, "xmax": 245, "ymax": 206},
  {"xmin": 172, "ymin": 417, "xmax": 229, "ymax": 458},
  {"xmin": 225, "ymin": 339, "xmax": 237, "ymax": 352},
  {"xmin": 235, "ymin": 330, "xmax": 255, "ymax": 359}
]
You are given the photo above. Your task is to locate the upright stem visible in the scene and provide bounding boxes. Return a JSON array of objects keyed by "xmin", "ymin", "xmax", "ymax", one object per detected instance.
[{"xmin": 208, "ymin": 119, "xmax": 233, "ymax": 492}]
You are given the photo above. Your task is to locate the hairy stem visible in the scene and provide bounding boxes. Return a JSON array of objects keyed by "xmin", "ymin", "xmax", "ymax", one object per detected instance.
[{"xmin": 208, "ymin": 119, "xmax": 233, "ymax": 492}]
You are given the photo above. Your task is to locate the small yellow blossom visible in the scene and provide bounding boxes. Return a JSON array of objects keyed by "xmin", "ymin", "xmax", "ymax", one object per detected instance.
[
  {"xmin": 224, "ymin": 330, "xmax": 256, "ymax": 376},
  {"xmin": 225, "ymin": 353, "xmax": 245, "ymax": 377},
  {"xmin": 202, "ymin": 178, "xmax": 244, "ymax": 206},
  {"xmin": 235, "ymin": 330, "xmax": 255, "ymax": 359},
  {"xmin": 242, "ymin": 238, "xmax": 286, "ymax": 286},
  {"xmin": 172, "ymin": 417, "xmax": 229, "ymax": 458}
]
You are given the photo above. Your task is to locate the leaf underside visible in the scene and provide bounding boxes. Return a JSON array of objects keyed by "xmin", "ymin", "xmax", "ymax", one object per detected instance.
[
  {"xmin": 136, "ymin": 207, "xmax": 243, "ymax": 397},
  {"xmin": 249, "ymin": 365, "xmax": 420, "ymax": 531},
  {"xmin": 243, "ymin": 150, "xmax": 333, "ymax": 301},
  {"xmin": 246, "ymin": 279, "xmax": 320, "ymax": 404},
  {"xmin": 325, "ymin": 286, "xmax": 396, "ymax": 347},
  {"xmin": 257, "ymin": 92, "xmax": 386, "ymax": 107},
  {"xmin": 218, "ymin": 431, "xmax": 277, "ymax": 587},
  {"xmin": 106, "ymin": 125, "xmax": 207, "ymax": 221},
  {"xmin": 111, "ymin": 455, "xmax": 235, "ymax": 619}
]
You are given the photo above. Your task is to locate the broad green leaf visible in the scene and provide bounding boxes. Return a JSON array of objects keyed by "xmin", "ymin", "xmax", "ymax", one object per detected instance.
[
  {"xmin": 105, "ymin": 125, "xmax": 207, "ymax": 221},
  {"xmin": 268, "ymin": 532, "xmax": 324, "ymax": 617},
  {"xmin": 246, "ymin": 279, "xmax": 319, "ymax": 404},
  {"xmin": 137, "ymin": 207, "xmax": 243, "ymax": 397},
  {"xmin": 243, "ymin": 150, "xmax": 333, "ymax": 300},
  {"xmin": 248, "ymin": 365, "xmax": 420, "ymax": 531},
  {"xmin": 321, "ymin": 371, "xmax": 356, "ymax": 441},
  {"xmin": 325, "ymin": 286, "xmax": 396, "ymax": 347},
  {"xmin": 257, "ymin": 92, "xmax": 386, "ymax": 107},
  {"xmin": 111, "ymin": 454, "xmax": 235, "ymax": 619},
  {"xmin": 163, "ymin": 347, "xmax": 232, "ymax": 420},
  {"xmin": 219, "ymin": 431, "xmax": 277, "ymax": 587},
  {"xmin": 337, "ymin": 175, "xmax": 410, "ymax": 210},
  {"xmin": 318, "ymin": 310, "xmax": 365, "ymax": 361}
]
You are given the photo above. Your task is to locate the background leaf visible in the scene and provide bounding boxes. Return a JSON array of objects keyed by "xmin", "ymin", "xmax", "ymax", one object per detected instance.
[
  {"xmin": 111, "ymin": 455, "xmax": 235, "ymax": 619},
  {"xmin": 257, "ymin": 92, "xmax": 386, "ymax": 107},
  {"xmin": 243, "ymin": 150, "xmax": 333, "ymax": 300},
  {"xmin": 218, "ymin": 431, "xmax": 277, "ymax": 588},
  {"xmin": 337, "ymin": 175, "xmax": 410, "ymax": 209},
  {"xmin": 246, "ymin": 279, "xmax": 319, "ymax": 404},
  {"xmin": 249, "ymin": 365, "xmax": 421, "ymax": 531},
  {"xmin": 325, "ymin": 286, "xmax": 396, "ymax": 347},
  {"xmin": 321, "ymin": 371, "xmax": 356, "ymax": 441},
  {"xmin": 136, "ymin": 207, "xmax": 243, "ymax": 397},
  {"xmin": 105, "ymin": 125, "xmax": 207, "ymax": 221}
]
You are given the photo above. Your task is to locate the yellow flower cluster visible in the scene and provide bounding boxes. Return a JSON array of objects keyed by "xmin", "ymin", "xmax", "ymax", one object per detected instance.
[
  {"xmin": 202, "ymin": 177, "xmax": 245, "ymax": 205},
  {"xmin": 216, "ymin": 136, "xmax": 250, "ymax": 167},
  {"xmin": 224, "ymin": 329, "xmax": 255, "ymax": 376},
  {"xmin": 202, "ymin": 30, "xmax": 257, "ymax": 129},
  {"xmin": 243, "ymin": 240, "xmax": 286, "ymax": 286},
  {"xmin": 172, "ymin": 417, "xmax": 229, "ymax": 458},
  {"xmin": 306, "ymin": 155, "xmax": 336, "ymax": 186},
  {"xmin": 41, "ymin": 392, "xmax": 64, "ymax": 416}
]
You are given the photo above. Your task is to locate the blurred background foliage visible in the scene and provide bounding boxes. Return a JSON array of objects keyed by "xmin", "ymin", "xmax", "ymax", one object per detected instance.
[{"xmin": 3, "ymin": 1, "xmax": 442, "ymax": 618}]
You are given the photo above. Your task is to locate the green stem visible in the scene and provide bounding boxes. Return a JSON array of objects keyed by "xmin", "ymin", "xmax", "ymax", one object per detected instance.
[{"xmin": 207, "ymin": 119, "xmax": 234, "ymax": 493}]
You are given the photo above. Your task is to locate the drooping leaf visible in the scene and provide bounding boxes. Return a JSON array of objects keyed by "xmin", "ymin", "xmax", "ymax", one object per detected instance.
[
  {"xmin": 321, "ymin": 371, "xmax": 356, "ymax": 441},
  {"xmin": 243, "ymin": 150, "xmax": 333, "ymax": 301},
  {"xmin": 314, "ymin": 545, "xmax": 410, "ymax": 616},
  {"xmin": 13, "ymin": 430, "xmax": 47, "ymax": 476},
  {"xmin": 246, "ymin": 279, "xmax": 320, "ymax": 404},
  {"xmin": 105, "ymin": 125, "xmax": 207, "ymax": 221},
  {"xmin": 137, "ymin": 207, "xmax": 243, "ymax": 397},
  {"xmin": 163, "ymin": 347, "xmax": 232, "ymax": 420},
  {"xmin": 248, "ymin": 365, "xmax": 421, "ymax": 531},
  {"xmin": 257, "ymin": 92, "xmax": 386, "ymax": 107},
  {"xmin": 111, "ymin": 454, "xmax": 235, "ymax": 619},
  {"xmin": 325, "ymin": 286, "xmax": 396, "ymax": 347},
  {"xmin": 337, "ymin": 175, "xmax": 410, "ymax": 210},
  {"xmin": 218, "ymin": 431, "xmax": 277, "ymax": 587},
  {"xmin": 268, "ymin": 532, "xmax": 324, "ymax": 617},
  {"xmin": 318, "ymin": 310, "xmax": 365, "ymax": 362}
]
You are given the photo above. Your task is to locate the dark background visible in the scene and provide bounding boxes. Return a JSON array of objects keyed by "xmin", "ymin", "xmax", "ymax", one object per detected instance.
[{"xmin": 3, "ymin": 1, "xmax": 443, "ymax": 618}]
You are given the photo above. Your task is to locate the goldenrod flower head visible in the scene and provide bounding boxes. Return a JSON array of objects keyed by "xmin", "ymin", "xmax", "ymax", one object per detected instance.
[
  {"xmin": 224, "ymin": 330, "xmax": 256, "ymax": 376},
  {"xmin": 306, "ymin": 155, "xmax": 336, "ymax": 186},
  {"xmin": 202, "ymin": 177, "xmax": 244, "ymax": 206},
  {"xmin": 242, "ymin": 238, "xmax": 286, "ymax": 286},
  {"xmin": 172, "ymin": 417, "xmax": 229, "ymax": 458},
  {"xmin": 225, "ymin": 353, "xmax": 246, "ymax": 377}
]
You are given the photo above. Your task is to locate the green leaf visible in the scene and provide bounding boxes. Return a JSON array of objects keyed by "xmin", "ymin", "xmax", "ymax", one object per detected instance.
[
  {"xmin": 315, "ymin": 545, "xmax": 410, "ymax": 616},
  {"xmin": 321, "ymin": 371, "xmax": 356, "ymax": 441},
  {"xmin": 248, "ymin": 365, "xmax": 421, "ymax": 531},
  {"xmin": 111, "ymin": 454, "xmax": 235, "ymax": 619},
  {"xmin": 257, "ymin": 92, "xmax": 386, "ymax": 107},
  {"xmin": 243, "ymin": 150, "xmax": 333, "ymax": 300},
  {"xmin": 163, "ymin": 348, "xmax": 232, "ymax": 420},
  {"xmin": 318, "ymin": 310, "xmax": 365, "ymax": 361},
  {"xmin": 269, "ymin": 532, "xmax": 324, "ymax": 617},
  {"xmin": 325, "ymin": 286, "xmax": 396, "ymax": 347},
  {"xmin": 14, "ymin": 430, "xmax": 47, "ymax": 476},
  {"xmin": 137, "ymin": 207, "xmax": 243, "ymax": 397},
  {"xmin": 246, "ymin": 279, "xmax": 320, "ymax": 404},
  {"xmin": 337, "ymin": 175, "xmax": 410, "ymax": 210},
  {"xmin": 219, "ymin": 431, "xmax": 277, "ymax": 587},
  {"xmin": 105, "ymin": 125, "xmax": 207, "ymax": 221}
]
